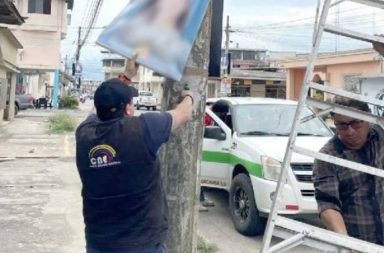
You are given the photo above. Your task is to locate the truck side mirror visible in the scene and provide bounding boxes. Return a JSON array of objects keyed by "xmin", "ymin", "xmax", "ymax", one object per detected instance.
[{"xmin": 204, "ymin": 126, "xmax": 226, "ymax": 141}]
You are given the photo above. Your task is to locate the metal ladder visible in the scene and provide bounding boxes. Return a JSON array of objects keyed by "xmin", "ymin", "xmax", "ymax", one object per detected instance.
[{"xmin": 260, "ymin": 0, "xmax": 384, "ymax": 252}]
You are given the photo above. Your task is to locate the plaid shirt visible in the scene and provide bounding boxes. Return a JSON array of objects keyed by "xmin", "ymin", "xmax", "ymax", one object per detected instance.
[{"xmin": 313, "ymin": 125, "xmax": 384, "ymax": 244}]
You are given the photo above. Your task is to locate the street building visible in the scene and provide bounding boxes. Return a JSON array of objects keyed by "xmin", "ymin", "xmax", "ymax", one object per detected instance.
[
  {"xmin": 101, "ymin": 51, "xmax": 164, "ymax": 105},
  {"xmin": 7, "ymin": 0, "xmax": 74, "ymax": 107},
  {"xmin": 215, "ymin": 48, "xmax": 294, "ymax": 98},
  {"xmin": 280, "ymin": 48, "xmax": 383, "ymax": 101},
  {"xmin": 0, "ymin": 0, "xmax": 24, "ymax": 122}
]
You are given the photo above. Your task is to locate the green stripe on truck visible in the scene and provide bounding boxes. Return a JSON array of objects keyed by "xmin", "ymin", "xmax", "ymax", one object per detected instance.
[{"xmin": 202, "ymin": 151, "xmax": 262, "ymax": 177}]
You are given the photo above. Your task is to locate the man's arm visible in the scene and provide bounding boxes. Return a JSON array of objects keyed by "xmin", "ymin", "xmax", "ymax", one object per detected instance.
[
  {"xmin": 320, "ymin": 209, "xmax": 348, "ymax": 235},
  {"xmin": 168, "ymin": 91, "xmax": 193, "ymax": 132},
  {"xmin": 313, "ymin": 157, "xmax": 347, "ymax": 235},
  {"xmin": 124, "ymin": 56, "xmax": 139, "ymax": 79}
]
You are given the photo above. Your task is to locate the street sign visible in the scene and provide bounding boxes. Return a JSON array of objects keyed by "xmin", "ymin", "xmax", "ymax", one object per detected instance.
[{"xmin": 220, "ymin": 77, "xmax": 231, "ymax": 94}]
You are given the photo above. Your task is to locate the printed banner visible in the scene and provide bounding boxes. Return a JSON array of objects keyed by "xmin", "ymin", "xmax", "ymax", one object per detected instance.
[{"xmin": 97, "ymin": 0, "xmax": 210, "ymax": 81}]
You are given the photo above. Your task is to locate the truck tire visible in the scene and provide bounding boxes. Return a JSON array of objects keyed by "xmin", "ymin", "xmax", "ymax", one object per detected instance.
[
  {"xmin": 152, "ymin": 106, "xmax": 156, "ymax": 111},
  {"xmin": 229, "ymin": 174, "xmax": 266, "ymax": 235}
]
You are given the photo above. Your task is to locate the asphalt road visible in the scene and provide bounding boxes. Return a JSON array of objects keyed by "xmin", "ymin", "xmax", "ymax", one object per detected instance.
[{"xmin": 197, "ymin": 188, "xmax": 324, "ymax": 253}]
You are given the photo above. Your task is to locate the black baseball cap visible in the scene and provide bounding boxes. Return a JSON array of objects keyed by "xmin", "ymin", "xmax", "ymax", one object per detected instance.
[
  {"xmin": 94, "ymin": 78, "xmax": 138, "ymax": 108},
  {"xmin": 94, "ymin": 79, "xmax": 138, "ymax": 121}
]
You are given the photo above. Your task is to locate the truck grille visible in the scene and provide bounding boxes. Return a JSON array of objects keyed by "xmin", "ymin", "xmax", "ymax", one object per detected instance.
[
  {"xmin": 301, "ymin": 190, "xmax": 315, "ymax": 197},
  {"xmin": 291, "ymin": 163, "xmax": 313, "ymax": 183}
]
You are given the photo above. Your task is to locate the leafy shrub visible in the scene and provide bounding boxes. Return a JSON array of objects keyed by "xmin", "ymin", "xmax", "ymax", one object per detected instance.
[
  {"xmin": 48, "ymin": 113, "xmax": 76, "ymax": 134},
  {"xmin": 59, "ymin": 96, "xmax": 79, "ymax": 109}
]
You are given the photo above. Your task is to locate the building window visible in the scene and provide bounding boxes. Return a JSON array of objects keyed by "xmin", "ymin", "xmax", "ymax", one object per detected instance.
[
  {"xmin": 266, "ymin": 86, "xmax": 286, "ymax": 99},
  {"xmin": 28, "ymin": 0, "xmax": 51, "ymax": 14},
  {"xmin": 102, "ymin": 60, "xmax": 111, "ymax": 67},
  {"xmin": 112, "ymin": 60, "xmax": 125, "ymax": 68},
  {"xmin": 230, "ymin": 51, "xmax": 242, "ymax": 60},
  {"xmin": 243, "ymin": 51, "xmax": 255, "ymax": 60}
]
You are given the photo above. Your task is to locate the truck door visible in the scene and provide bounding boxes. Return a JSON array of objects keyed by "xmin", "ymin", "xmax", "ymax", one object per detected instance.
[{"xmin": 200, "ymin": 109, "xmax": 232, "ymax": 189}]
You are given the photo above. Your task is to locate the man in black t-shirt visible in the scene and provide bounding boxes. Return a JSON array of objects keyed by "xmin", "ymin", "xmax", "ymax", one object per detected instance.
[{"xmin": 76, "ymin": 78, "xmax": 193, "ymax": 253}]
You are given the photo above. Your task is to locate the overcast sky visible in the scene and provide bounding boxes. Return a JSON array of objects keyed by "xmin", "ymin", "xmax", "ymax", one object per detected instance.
[{"xmin": 61, "ymin": 0, "xmax": 384, "ymax": 80}]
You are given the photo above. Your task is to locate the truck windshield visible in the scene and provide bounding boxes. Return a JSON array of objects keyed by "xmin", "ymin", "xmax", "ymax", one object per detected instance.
[{"xmin": 234, "ymin": 104, "xmax": 333, "ymax": 137}]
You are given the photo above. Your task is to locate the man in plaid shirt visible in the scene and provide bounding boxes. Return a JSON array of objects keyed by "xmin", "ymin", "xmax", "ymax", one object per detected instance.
[{"xmin": 313, "ymin": 96, "xmax": 384, "ymax": 244}]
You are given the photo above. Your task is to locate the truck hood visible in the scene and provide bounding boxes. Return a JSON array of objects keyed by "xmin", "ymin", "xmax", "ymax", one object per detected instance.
[{"xmin": 240, "ymin": 136, "xmax": 331, "ymax": 163}]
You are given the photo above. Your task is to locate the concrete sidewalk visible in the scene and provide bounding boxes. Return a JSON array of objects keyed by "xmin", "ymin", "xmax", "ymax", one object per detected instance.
[{"xmin": 0, "ymin": 109, "xmax": 84, "ymax": 253}]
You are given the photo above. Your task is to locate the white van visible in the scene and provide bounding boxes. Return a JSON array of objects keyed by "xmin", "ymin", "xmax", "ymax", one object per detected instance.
[{"xmin": 201, "ymin": 97, "xmax": 333, "ymax": 235}]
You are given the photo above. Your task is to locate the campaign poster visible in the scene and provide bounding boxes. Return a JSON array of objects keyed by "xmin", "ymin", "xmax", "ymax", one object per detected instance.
[{"xmin": 97, "ymin": 0, "xmax": 210, "ymax": 81}]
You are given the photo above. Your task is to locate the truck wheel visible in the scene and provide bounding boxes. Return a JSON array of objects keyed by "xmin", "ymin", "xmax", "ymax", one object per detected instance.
[
  {"xmin": 229, "ymin": 174, "xmax": 266, "ymax": 235},
  {"xmin": 136, "ymin": 104, "xmax": 140, "ymax": 109},
  {"xmin": 146, "ymin": 106, "xmax": 150, "ymax": 110},
  {"xmin": 152, "ymin": 106, "xmax": 156, "ymax": 111}
]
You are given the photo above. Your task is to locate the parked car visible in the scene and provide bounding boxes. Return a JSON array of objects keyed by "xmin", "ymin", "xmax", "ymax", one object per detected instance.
[
  {"xmin": 7, "ymin": 94, "xmax": 35, "ymax": 115},
  {"xmin": 132, "ymin": 91, "xmax": 157, "ymax": 110},
  {"xmin": 201, "ymin": 97, "xmax": 333, "ymax": 236}
]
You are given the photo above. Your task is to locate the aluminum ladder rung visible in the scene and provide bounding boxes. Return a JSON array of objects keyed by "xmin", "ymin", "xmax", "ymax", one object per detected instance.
[
  {"xmin": 306, "ymin": 98, "xmax": 384, "ymax": 128},
  {"xmin": 293, "ymin": 145, "xmax": 384, "ymax": 178},
  {"xmin": 273, "ymin": 227, "xmax": 340, "ymax": 252},
  {"xmin": 324, "ymin": 24, "xmax": 384, "ymax": 44},
  {"xmin": 274, "ymin": 215, "xmax": 384, "ymax": 253},
  {"xmin": 309, "ymin": 82, "xmax": 384, "ymax": 107},
  {"xmin": 267, "ymin": 233, "xmax": 306, "ymax": 253},
  {"xmin": 348, "ymin": 0, "xmax": 384, "ymax": 9}
]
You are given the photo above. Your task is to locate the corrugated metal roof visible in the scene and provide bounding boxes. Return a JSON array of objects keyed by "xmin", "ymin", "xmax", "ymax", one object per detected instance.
[
  {"xmin": 230, "ymin": 69, "xmax": 286, "ymax": 81},
  {"xmin": 210, "ymin": 97, "xmax": 297, "ymax": 106}
]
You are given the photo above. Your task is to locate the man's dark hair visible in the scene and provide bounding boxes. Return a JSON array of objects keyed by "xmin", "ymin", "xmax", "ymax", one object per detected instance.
[
  {"xmin": 97, "ymin": 104, "xmax": 125, "ymax": 121},
  {"xmin": 330, "ymin": 96, "xmax": 371, "ymax": 116},
  {"xmin": 211, "ymin": 100, "xmax": 229, "ymax": 115}
]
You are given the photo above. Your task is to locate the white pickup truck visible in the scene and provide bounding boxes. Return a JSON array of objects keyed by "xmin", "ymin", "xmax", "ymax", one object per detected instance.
[
  {"xmin": 132, "ymin": 91, "xmax": 157, "ymax": 110},
  {"xmin": 201, "ymin": 97, "xmax": 333, "ymax": 235}
]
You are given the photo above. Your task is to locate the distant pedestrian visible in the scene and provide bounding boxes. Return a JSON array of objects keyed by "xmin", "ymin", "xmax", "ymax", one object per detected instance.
[
  {"xmin": 76, "ymin": 78, "xmax": 193, "ymax": 253},
  {"xmin": 200, "ymin": 101, "xmax": 215, "ymax": 212}
]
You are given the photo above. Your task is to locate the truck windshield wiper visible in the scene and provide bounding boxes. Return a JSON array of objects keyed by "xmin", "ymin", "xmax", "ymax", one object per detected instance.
[
  {"xmin": 297, "ymin": 132, "xmax": 326, "ymax": 137},
  {"xmin": 241, "ymin": 131, "xmax": 287, "ymax": 136}
]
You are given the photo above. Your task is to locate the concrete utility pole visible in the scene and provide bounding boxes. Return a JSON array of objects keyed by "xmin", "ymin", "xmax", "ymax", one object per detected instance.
[
  {"xmin": 225, "ymin": 15, "xmax": 230, "ymax": 63},
  {"xmin": 159, "ymin": 4, "xmax": 212, "ymax": 253},
  {"xmin": 223, "ymin": 15, "xmax": 231, "ymax": 95},
  {"xmin": 75, "ymin": 26, "xmax": 82, "ymax": 64}
]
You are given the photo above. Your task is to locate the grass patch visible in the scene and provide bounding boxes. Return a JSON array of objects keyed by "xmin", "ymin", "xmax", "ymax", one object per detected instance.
[
  {"xmin": 48, "ymin": 113, "xmax": 76, "ymax": 134},
  {"xmin": 197, "ymin": 236, "xmax": 218, "ymax": 253},
  {"xmin": 58, "ymin": 96, "xmax": 79, "ymax": 109}
]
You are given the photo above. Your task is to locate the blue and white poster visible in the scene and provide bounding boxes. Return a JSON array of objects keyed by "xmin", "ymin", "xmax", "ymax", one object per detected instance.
[{"xmin": 97, "ymin": 0, "xmax": 210, "ymax": 81}]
